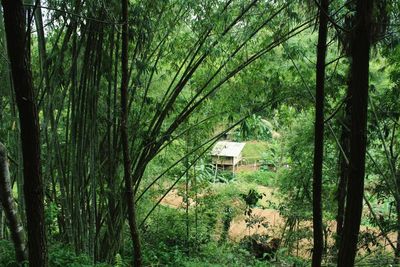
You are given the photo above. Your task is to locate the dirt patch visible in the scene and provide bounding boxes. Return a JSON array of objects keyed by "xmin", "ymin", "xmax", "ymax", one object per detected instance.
[
  {"xmin": 161, "ymin": 189, "xmax": 196, "ymax": 209},
  {"xmin": 229, "ymin": 208, "xmax": 283, "ymax": 241},
  {"xmin": 160, "ymin": 185, "xmax": 283, "ymax": 242},
  {"xmin": 235, "ymin": 164, "xmax": 260, "ymax": 172},
  {"xmin": 159, "ymin": 185, "xmax": 398, "ymax": 260}
]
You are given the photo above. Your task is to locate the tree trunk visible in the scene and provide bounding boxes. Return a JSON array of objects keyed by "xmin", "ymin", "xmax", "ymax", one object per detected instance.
[
  {"xmin": 337, "ymin": 0, "xmax": 373, "ymax": 266},
  {"xmin": 312, "ymin": 1, "xmax": 329, "ymax": 266},
  {"xmin": 33, "ymin": 0, "xmax": 49, "ymax": 88},
  {"xmin": 336, "ymin": 94, "xmax": 351, "ymax": 249},
  {"xmin": 396, "ymin": 171, "xmax": 400, "ymax": 259},
  {"xmin": 1, "ymin": 1, "xmax": 48, "ymax": 266},
  {"xmin": 120, "ymin": 0, "xmax": 143, "ymax": 266},
  {"xmin": 0, "ymin": 209, "xmax": 3, "ymax": 239},
  {"xmin": 0, "ymin": 143, "xmax": 26, "ymax": 263}
]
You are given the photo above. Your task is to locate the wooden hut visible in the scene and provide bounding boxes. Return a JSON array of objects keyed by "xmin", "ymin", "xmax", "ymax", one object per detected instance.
[{"xmin": 211, "ymin": 141, "xmax": 245, "ymax": 173}]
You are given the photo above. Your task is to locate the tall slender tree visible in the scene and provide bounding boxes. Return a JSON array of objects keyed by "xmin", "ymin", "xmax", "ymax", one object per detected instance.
[
  {"xmin": 0, "ymin": 143, "xmax": 26, "ymax": 264},
  {"xmin": 338, "ymin": 0, "xmax": 373, "ymax": 265},
  {"xmin": 336, "ymin": 91, "xmax": 351, "ymax": 249},
  {"xmin": 120, "ymin": 0, "xmax": 142, "ymax": 265},
  {"xmin": 312, "ymin": 0, "xmax": 329, "ymax": 266},
  {"xmin": 1, "ymin": 1, "xmax": 48, "ymax": 266}
]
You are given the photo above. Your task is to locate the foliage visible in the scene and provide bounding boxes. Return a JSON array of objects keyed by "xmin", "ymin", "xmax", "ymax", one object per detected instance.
[
  {"xmin": 139, "ymin": 196, "xmax": 266, "ymax": 266},
  {"xmin": 240, "ymin": 189, "xmax": 264, "ymax": 208},
  {"xmin": 0, "ymin": 241, "xmax": 111, "ymax": 267},
  {"xmin": 235, "ymin": 115, "xmax": 273, "ymax": 141},
  {"xmin": 49, "ymin": 244, "xmax": 115, "ymax": 267},
  {"xmin": 0, "ymin": 240, "xmax": 18, "ymax": 267},
  {"xmin": 196, "ymin": 162, "xmax": 235, "ymax": 183},
  {"xmin": 237, "ymin": 171, "xmax": 274, "ymax": 187},
  {"xmin": 48, "ymin": 245, "xmax": 93, "ymax": 267},
  {"xmin": 0, "ymin": 0, "xmax": 400, "ymax": 265}
]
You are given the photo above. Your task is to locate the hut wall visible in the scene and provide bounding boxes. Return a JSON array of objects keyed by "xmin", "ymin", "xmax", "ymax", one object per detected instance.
[{"xmin": 212, "ymin": 156, "xmax": 234, "ymax": 165}]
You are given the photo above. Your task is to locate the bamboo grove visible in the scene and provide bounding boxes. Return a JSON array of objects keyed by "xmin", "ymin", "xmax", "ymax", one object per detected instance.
[{"xmin": 0, "ymin": 0, "xmax": 400, "ymax": 266}]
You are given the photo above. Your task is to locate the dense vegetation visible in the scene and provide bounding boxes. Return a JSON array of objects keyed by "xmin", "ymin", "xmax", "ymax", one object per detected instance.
[{"xmin": 0, "ymin": 0, "xmax": 399, "ymax": 266}]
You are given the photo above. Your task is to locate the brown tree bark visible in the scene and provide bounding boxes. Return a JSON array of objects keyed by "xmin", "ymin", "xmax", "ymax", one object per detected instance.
[
  {"xmin": 0, "ymin": 143, "xmax": 26, "ymax": 263},
  {"xmin": 312, "ymin": 1, "xmax": 329, "ymax": 266},
  {"xmin": 1, "ymin": 1, "xmax": 48, "ymax": 266},
  {"xmin": 120, "ymin": 0, "xmax": 142, "ymax": 265},
  {"xmin": 337, "ymin": 0, "xmax": 373, "ymax": 265}
]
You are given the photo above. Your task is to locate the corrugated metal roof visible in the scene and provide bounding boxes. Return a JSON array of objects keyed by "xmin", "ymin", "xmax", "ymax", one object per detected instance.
[{"xmin": 211, "ymin": 141, "xmax": 245, "ymax": 157}]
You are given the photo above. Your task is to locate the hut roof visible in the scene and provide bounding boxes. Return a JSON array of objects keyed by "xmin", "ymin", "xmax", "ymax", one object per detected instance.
[{"xmin": 211, "ymin": 141, "xmax": 245, "ymax": 157}]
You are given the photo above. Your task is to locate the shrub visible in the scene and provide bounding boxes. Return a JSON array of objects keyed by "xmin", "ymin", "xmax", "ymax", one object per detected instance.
[
  {"xmin": 237, "ymin": 171, "xmax": 274, "ymax": 187},
  {"xmin": 0, "ymin": 240, "xmax": 18, "ymax": 267}
]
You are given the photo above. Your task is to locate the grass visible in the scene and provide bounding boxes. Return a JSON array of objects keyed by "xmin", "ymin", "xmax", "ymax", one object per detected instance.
[
  {"xmin": 242, "ymin": 141, "xmax": 269, "ymax": 160},
  {"xmin": 237, "ymin": 171, "xmax": 274, "ymax": 187}
]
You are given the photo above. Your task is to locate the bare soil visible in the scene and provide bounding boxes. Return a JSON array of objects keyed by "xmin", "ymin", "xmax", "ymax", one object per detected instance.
[
  {"xmin": 160, "ymin": 185, "xmax": 282, "ymax": 241},
  {"xmin": 159, "ymin": 185, "xmax": 397, "ymax": 259}
]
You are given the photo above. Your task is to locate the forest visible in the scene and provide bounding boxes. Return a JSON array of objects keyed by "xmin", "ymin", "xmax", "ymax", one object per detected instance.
[{"xmin": 0, "ymin": 0, "xmax": 399, "ymax": 266}]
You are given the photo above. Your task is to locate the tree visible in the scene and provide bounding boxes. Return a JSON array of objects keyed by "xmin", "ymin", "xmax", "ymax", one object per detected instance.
[
  {"xmin": 1, "ymin": 1, "xmax": 48, "ymax": 266},
  {"xmin": 337, "ymin": 0, "xmax": 373, "ymax": 265},
  {"xmin": 312, "ymin": 0, "xmax": 329, "ymax": 266},
  {"xmin": 120, "ymin": 0, "xmax": 142, "ymax": 265},
  {"xmin": 336, "ymin": 94, "xmax": 350, "ymax": 248},
  {"xmin": 0, "ymin": 143, "xmax": 26, "ymax": 264}
]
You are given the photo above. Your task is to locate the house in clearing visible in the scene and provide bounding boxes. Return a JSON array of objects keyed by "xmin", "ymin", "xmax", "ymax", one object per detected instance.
[{"xmin": 211, "ymin": 141, "xmax": 246, "ymax": 173}]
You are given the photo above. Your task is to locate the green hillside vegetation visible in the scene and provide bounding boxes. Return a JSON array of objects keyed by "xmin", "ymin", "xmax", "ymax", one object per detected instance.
[{"xmin": 0, "ymin": 0, "xmax": 399, "ymax": 266}]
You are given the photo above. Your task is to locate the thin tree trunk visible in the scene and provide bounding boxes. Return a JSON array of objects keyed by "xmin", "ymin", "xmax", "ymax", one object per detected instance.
[
  {"xmin": 0, "ymin": 0, "xmax": 26, "ymax": 235},
  {"xmin": 336, "ymin": 94, "xmax": 350, "ymax": 248},
  {"xmin": 312, "ymin": 0, "xmax": 329, "ymax": 266},
  {"xmin": 337, "ymin": 0, "xmax": 373, "ymax": 266},
  {"xmin": 1, "ymin": 1, "xmax": 48, "ymax": 266},
  {"xmin": 34, "ymin": 1, "xmax": 48, "ymax": 85},
  {"xmin": 0, "ymin": 143, "xmax": 26, "ymax": 263},
  {"xmin": 396, "ymin": 171, "xmax": 400, "ymax": 259},
  {"xmin": 120, "ymin": 0, "xmax": 142, "ymax": 265},
  {"xmin": 0, "ymin": 209, "xmax": 3, "ymax": 239},
  {"xmin": 99, "ymin": 29, "xmax": 125, "ymax": 263}
]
